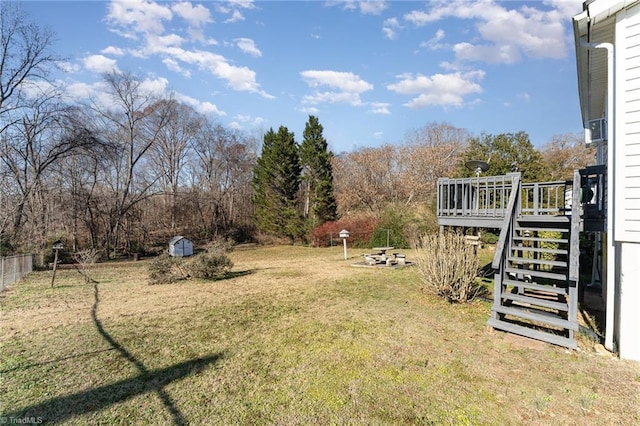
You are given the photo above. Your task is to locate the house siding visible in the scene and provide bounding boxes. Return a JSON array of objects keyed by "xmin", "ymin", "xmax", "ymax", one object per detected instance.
[
  {"xmin": 616, "ymin": 3, "xmax": 640, "ymax": 241},
  {"xmin": 613, "ymin": 2, "xmax": 640, "ymax": 362}
]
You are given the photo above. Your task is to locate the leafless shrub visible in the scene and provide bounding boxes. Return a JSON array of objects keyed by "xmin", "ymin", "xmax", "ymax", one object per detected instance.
[
  {"xmin": 413, "ymin": 232, "xmax": 480, "ymax": 303},
  {"xmin": 73, "ymin": 249, "xmax": 100, "ymax": 283},
  {"xmin": 148, "ymin": 253, "xmax": 183, "ymax": 284}
]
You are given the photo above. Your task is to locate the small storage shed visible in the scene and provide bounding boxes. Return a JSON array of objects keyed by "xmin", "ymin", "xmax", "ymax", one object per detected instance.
[{"xmin": 168, "ymin": 236, "xmax": 193, "ymax": 257}]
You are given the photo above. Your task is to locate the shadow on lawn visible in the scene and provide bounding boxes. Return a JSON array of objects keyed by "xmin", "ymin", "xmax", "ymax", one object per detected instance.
[
  {"xmin": 4, "ymin": 283, "xmax": 223, "ymax": 424},
  {"xmin": 212, "ymin": 269, "xmax": 256, "ymax": 281}
]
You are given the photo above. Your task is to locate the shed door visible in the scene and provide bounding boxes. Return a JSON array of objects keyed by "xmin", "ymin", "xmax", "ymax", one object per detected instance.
[{"xmin": 616, "ymin": 3, "xmax": 640, "ymax": 242}]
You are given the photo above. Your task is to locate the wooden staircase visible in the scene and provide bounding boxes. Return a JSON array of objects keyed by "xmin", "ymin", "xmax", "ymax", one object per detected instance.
[
  {"xmin": 488, "ymin": 215, "xmax": 578, "ymax": 348},
  {"xmin": 437, "ymin": 170, "xmax": 586, "ymax": 349}
]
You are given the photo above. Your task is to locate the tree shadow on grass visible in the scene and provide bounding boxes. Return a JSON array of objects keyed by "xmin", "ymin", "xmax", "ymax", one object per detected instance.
[
  {"xmin": 211, "ymin": 269, "xmax": 256, "ymax": 281},
  {"xmin": 3, "ymin": 283, "xmax": 223, "ymax": 424}
]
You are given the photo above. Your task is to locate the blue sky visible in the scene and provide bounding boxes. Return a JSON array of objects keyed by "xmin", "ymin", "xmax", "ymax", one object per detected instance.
[{"xmin": 22, "ymin": 0, "xmax": 585, "ymax": 153}]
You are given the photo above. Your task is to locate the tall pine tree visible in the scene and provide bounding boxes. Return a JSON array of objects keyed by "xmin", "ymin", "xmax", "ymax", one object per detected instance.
[
  {"xmin": 253, "ymin": 126, "xmax": 303, "ymax": 242},
  {"xmin": 300, "ymin": 115, "xmax": 338, "ymax": 228}
]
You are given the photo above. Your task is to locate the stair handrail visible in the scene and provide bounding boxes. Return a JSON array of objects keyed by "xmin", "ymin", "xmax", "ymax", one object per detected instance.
[
  {"xmin": 491, "ymin": 173, "xmax": 521, "ymax": 269},
  {"xmin": 569, "ymin": 169, "xmax": 580, "ymax": 283}
]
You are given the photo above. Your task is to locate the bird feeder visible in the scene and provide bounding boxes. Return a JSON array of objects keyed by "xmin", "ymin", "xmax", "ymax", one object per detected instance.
[
  {"xmin": 51, "ymin": 239, "xmax": 65, "ymax": 287},
  {"xmin": 339, "ymin": 229, "xmax": 349, "ymax": 260}
]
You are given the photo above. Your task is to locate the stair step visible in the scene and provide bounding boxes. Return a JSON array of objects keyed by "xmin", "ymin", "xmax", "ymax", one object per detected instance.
[
  {"xmin": 487, "ymin": 318, "xmax": 577, "ymax": 349},
  {"xmin": 505, "ymin": 267, "xmax": 567, "ymax": 282},
  {"xmin": 518, "ymin": 215, "xmax": 570, "ymax": 224},
  {"xmin": 513, "ymin": 246, "xmax": 568, "ymax": 255},
  {"xmin": 508, "ymin": 256, "xmax": 567, "ymax": 268},
  {"xmin": 500, "ymin": 292, "xmax": 569, "ymax": 311},
  {"xmin": 491, "ymin": 305, "xmax": 578, "ymax": 330},
  {"xmin": 512, "ymin": 236, "xmax": 569, "ymax": 244},
  {"xmin": 516, "ymin": 226, "xmax": 569, "ymax": 233},
  {"xmin": 502, "ymin": 278, "xmax": 567, "ymax": 295}
]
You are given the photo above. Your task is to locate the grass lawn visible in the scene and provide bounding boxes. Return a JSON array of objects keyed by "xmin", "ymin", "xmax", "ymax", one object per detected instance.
[{"xmin": 1, "ymin": 245, "xmax": 639, "ymax": 424}]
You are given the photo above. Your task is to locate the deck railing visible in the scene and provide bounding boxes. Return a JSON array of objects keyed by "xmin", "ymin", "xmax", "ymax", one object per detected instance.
[
  {"xmin": 437, "ymin": 173, "xmax": 574, "ymax": 227},
  {"xmin": 437, "ymin": 174, "xmax": 516, "ymax": 219},
  {"xmin": 521, "ymin": 180, "xmax": 572, "ymax": 216}
]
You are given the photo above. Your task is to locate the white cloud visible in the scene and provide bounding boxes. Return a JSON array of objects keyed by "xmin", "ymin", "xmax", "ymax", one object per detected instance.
[
  {"xmin": 138, "ymin": 76, "xmax": 169, "ymax": 95},
  {"xmin": 172, "ymin": 2, "xmax": 212, "ymax": 40},
  {"xmin": 301, "ymin": 70, "xmax": 373, "ymax": 106},
  {"xmin": 234, "ymin": 114, "xmax": 252, "ymax": 123},
  {"xmin": 369, "ymin": 102, "xmax": 390, "ymax": 115},
  {"xmin": 101, "ymin": 46, "xmax": 125, "ymax": 56},
  {"xmin": 83, "ymin": 55, "xmax": 119, "ymax": 73},
  {"xmin": 172, "ymin": 93, "xmax": 227, "ymax": 117},
  {"xmin": 106, "ymin": 0, "xmax": 172, "ymax": 37},
  {"xmin": 235, "ymin": 38, "xmax": 262, "ymax": 57},
  {"xmin": 420, "ymin": 29, "xmax": 446, "ymax": 50},
  {"xmin": 518, "ymin": 92, "xmax": 531, "ymax": 103},
  {"xmin": 403, "ymin": 0, "xmax": 575, "ymax": 64},
  {"xmin": 172, "ymin": 2, "xmax": 212, "ymax": 27},
  {"xmin": 453, "ymin": 42, "xmax": 521, "ymax": 64},
  {"xmin": 145, "ymin": 33, "xmax": 185, "ymax": 53},
  {"xmin": 229, "ymin": 113, "xmax": 265, "ymax": 130},
  {"xmin": 198, "ymin": 101, "xmax": 225, "ymax": 116},
  {"xmin": 163, "ymin": 58, "xmax": 191, "ymax": 77},
  {"xmin": 224, "ymin": 10, "xmax": 245, "ymax": 23},
  {"xmin": 382, "ymin": 17, "xmax": 400, "ymax": 40},
  {"xmin": 387, "ymin": 70, "xmax": 485, "ymax": 108},
  {"xmin": 358, "ymin": 1, "xmax": 388, "ymax": 15},
  {"xmin": 301, "ymin": 70, "xmax": 373, "ymax": 93},
  {"xmin": 161, "ymin": 46, "xmax": 271, "ymax": 97},
  {"xmin": 301, "ymin": 106, "xmax": 320, "ymax": 115},
  {"xmin": 57, "ymin": 61, "xmax": 81, "ymax": 73},
  {"xmin": 543, "ymin": 0, "xmax": 583, "ymax": 18},
  {"xmin": 327, "ymin": 1, "xmax": 388, "ymax": 15},
  {"xmin": 104, "ymin": 0, "xmax": 267, "ymax": 98}
]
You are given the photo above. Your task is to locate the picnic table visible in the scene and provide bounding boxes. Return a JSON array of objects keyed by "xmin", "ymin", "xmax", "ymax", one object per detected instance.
[
  {"xmin": 372, "ymin": 246, "xmax": 394, "ymax": 255},
  {"xmin": 364, "ymin": 247, "xmax": 406, "ymax": 266}
]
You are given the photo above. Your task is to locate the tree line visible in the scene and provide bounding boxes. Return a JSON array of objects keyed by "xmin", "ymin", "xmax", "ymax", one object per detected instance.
[{"xmin": 0, "ymin": 3, "xmax": 595, "ymax": 261}]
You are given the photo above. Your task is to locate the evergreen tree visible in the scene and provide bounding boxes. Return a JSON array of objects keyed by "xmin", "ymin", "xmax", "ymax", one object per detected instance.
[
  {"xmin": 253, "ymin": 126, "xmax": 303, "ymax": 242},
  {"xmin": 300, "ymin": 115, "xmax": 338, "ymax": 228}
]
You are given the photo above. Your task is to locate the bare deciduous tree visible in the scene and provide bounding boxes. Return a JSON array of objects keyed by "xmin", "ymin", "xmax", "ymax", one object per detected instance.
[
  {"xmin": 91, "ymin": 71, "xmax": 167, "ymax": 255},
  {"xmin": 0, "ymin": 2, "xmax": 59, "ymax": 134},
  {"xmin": 541, "ymin": 132, "xmax": 596, "ymax": 180}
]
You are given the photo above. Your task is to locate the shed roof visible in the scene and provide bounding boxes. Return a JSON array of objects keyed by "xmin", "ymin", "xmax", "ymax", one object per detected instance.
[{"xmin": 169, "ymin": 235, "xmax": 188, "ymax": 245}]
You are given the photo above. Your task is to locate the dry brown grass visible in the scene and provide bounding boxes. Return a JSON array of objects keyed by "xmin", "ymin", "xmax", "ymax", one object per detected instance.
[{"xmin": 1, "ymin": 245, "xmax": 639, "ymax": 424}]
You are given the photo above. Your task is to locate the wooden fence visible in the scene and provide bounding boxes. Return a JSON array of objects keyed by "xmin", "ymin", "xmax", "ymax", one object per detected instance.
[{"xmin": 1, "ymin": 254, "xmax": 33, "ymax": 292}]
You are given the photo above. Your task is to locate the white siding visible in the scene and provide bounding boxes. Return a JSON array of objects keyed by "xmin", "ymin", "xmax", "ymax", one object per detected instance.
[{"xmin": 616, "ymin": 3, "xmax": 640, "ymax": 241}]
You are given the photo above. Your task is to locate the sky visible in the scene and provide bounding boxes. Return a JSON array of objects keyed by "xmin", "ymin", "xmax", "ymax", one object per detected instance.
[{"xmin": 20, "ymin": 0, "xmax": 586, "ymax": 153}]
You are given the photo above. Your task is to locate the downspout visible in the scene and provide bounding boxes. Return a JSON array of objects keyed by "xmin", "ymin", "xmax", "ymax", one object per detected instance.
[{"xmin": 580, "ymin": 38, "xmax": 616, "ymax": 352}]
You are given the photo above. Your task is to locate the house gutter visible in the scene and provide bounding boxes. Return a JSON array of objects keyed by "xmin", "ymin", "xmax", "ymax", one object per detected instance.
[{"xmin": 579, "ymin": 37, "xmax": 616, "ymax": 352}]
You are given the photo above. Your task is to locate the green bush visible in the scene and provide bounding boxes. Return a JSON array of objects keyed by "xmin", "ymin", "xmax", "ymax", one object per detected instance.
[
  {"xmin": 370, "ymin": 205, "xmax": 411, "ymax": 249},
  {"xmin": 186, "ymin": 250, "xmax": 233, "ymax": 279},
  {"xmin": 480, "ymin": 231, "xmax": 499, "ymax": 245}
]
